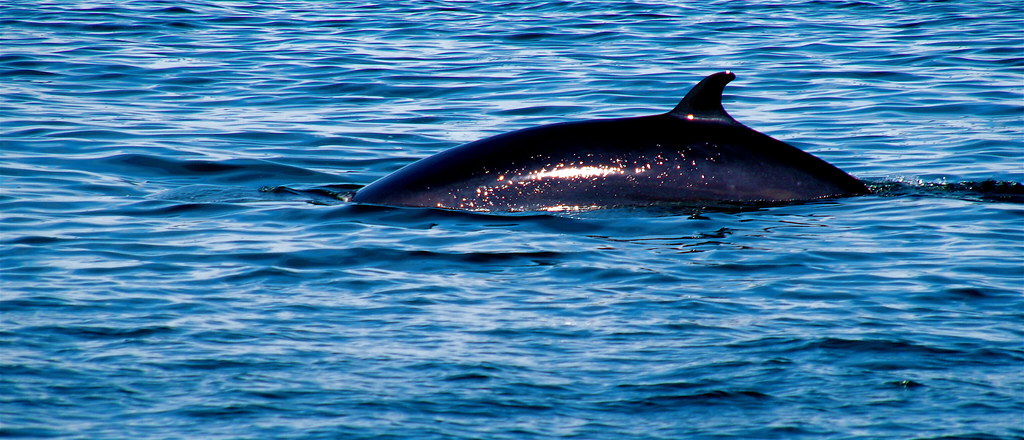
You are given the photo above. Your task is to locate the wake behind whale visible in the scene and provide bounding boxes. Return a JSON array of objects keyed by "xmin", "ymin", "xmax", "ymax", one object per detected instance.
[{"xmin": 352, "ymin": 72, "xmax": 869, "ymax": 212}]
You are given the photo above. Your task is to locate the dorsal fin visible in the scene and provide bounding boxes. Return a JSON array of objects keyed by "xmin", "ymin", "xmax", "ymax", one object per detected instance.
[{"xmin": 668, "ymin": 71, "xmax": 737, "ymax": 123}]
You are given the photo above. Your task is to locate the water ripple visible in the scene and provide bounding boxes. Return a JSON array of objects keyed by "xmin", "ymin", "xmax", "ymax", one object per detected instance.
[{"xmin": 2, "ymin": 1, "xmax": 1021, "ymax": 439}]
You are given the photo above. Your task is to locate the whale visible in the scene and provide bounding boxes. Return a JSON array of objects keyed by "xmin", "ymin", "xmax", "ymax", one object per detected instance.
[{"xmin": 351, "ymin": 71, "xmax": 869, "ymax": 212}]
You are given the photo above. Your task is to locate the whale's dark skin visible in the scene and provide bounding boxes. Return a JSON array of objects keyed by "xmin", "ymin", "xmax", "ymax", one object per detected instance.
[{"xmin": 352, "ymin": 72, "xmax": 869, "ymax": 212}]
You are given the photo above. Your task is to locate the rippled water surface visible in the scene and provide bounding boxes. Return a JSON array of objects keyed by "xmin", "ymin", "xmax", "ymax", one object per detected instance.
[{"xmin": 2, "ymin": 1, "xmax": 1023, "ymax": 439}]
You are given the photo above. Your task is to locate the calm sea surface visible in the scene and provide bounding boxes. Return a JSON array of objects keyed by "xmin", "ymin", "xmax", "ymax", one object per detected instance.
[{"xmin": 2, "ymin": 1, "xmax": 1022, "ymax": 439}]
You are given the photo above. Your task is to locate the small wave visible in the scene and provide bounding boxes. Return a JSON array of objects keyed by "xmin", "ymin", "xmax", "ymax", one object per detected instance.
[
  {"xmin": 609, "ymin": 390, "xmax": 771, "ymax": 410},
  {"xmin": 867, "ymin": 178, "xmax": 1024, "ymax": 203},
  {"xmin": 24, "ymin": 324, "xmax": 176, "ymax": 340},
  {"xmin": 101, "ymin": 154, "xmax": 340, "ymax": 185},
  {"xmin": 154, "ymin": 6, "xmax": 197, "ymax": 14},
  {"xmin": 0, "ymin": 69, "xmax": 60, "ymax": 77}
]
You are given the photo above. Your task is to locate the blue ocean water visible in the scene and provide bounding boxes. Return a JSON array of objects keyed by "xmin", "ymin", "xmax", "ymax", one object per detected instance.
[{"xmin": 2, "ymin": 0, "xmax": 1022, "ymax": 438}]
